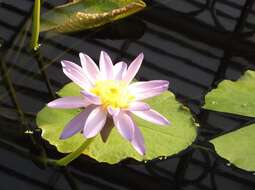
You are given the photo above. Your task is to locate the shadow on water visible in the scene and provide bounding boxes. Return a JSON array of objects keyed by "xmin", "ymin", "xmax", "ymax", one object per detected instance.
[{"xmin": 0, "ymin": 0, "xmax": 255, "ymax": 189}]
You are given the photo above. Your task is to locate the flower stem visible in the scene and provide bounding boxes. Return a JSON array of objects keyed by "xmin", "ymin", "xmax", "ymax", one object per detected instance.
[
  {"xmin": 52, "ymin": 138, "xmax": 94, "ymax": 166},
  {"xmin": 30, "ymin": 0, "xmax": 41, "ymax": 51}
]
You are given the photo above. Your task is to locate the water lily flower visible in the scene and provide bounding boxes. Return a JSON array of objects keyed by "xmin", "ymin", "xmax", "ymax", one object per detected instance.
[{"xmin": 47, "ymin": 51, "xmax": 170, "ymax": 155}]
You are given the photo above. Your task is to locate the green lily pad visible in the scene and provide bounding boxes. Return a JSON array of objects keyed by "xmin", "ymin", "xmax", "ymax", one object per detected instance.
[
  {"xmin": 36, "ymin": 82, "xmax": 197, "ymax": 164},
  {"xmin": 204, "ymin": 70, "xmax": 255, "ymax": 117},
  {"xmin": 40, "ymin": 0, "xmax": 146, "ymax": 33},
  {"xmin": 211, "ymin": 123, "xmax": 255, "ymax": 172}
]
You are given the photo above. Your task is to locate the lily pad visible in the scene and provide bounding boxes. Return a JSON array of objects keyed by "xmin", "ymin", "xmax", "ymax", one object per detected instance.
[
  {"xmin": 40, "ymin": 0, "xmax": 146, "ymax": 33},
  {"xmin": 204, "ymin": 70, "xmax": 255, "ymax": 117},
  {"xmin": 36, "ymin": 82, "xmax": 197, "ymax": 164},
  {"xmin": 211, "ymin": 123, "xmax": 255, "ymax": 172}
]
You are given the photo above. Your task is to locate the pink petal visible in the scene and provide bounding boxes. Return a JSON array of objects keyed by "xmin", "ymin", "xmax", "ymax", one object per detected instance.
[
  {"xmin": 134, "ymin": 87, "xmax": 169, "ymax": 101},
  {"xmin": 60, "ymin": 107, "xmax": 94, "ymax": 139},
  {"xmin": 83, "ymin": 106, "xmax": 107, "ymax": 138},
  {"xmin": 81, "ymin": 90, "xmax": 101, "ymax": 105},
  {"xmin": 107, "ymin": 107, "xmax": 120, "ymax": 116},
  {"xmin": 113, "ymin": 112, "xmax": 134, "ymax": 141},
  {"xmin": 129, "ymin": 80, "xmax": 169, "ymax": 93},
  {"xmin": 79, "ymin": 53, "xmax": 99, "ymax": 83},
  {"xmin": 123, "ymin": 53, "xmax": 144, "ymax": 84},
  {"xmin": 47, "ymin": 96, "xmax": 86, "ymax": 109},
  {"xmin": 127, "ymin": 102, "xmax": 150, "ymax": 111},
  {"xmin": 131, "ymin": 109, "xmax": 170, "ymax": 125},
  {"xmin": 131, "ymin": 86, "xmax": 168, "ymax": 101},
  {"xmin": 128, "ymin": 80, "xmax": 169, "ymax": 100},
  {"xmin": 113, "ymin": 61, "xmax": 127, "ymax": 80},
  {"xmin": 99, "ymin": 51, "xmax": 114, "ymax": 80},
  {"xmin": 61, "ymin": 60, "xmax": 91, "ymax": 89},
  {"xmin": 131, "ymin": 124, "xmax": 145, "ymax": 155}
]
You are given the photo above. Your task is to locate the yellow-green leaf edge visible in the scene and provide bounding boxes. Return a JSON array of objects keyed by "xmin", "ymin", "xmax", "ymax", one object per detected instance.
[
  {"xmin": 203, "ymin": 70, "xmax": 255, "ymax": 117},
  {"xmin": 211, "ymin": 123, "xmax": 255, "ymax": 172}
]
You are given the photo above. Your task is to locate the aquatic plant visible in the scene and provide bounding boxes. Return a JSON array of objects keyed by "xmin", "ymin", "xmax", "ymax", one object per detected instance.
[
  {"xmin": 47, "ymin": 51, "xmax": 170, "ymax": 155},
  {"xmin": 205, "ymin": 70, "xmax": 255, "ymax": 171},
  {"xmin": 37, "ymin": 52, "xmax": 197, "ymax": 165}
]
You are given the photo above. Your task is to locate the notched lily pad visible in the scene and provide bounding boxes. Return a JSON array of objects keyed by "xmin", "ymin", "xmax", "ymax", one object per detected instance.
[
  {"xmin": 204, "ymin": 70, "xmax": 255, "ymax": 118},
  {"xmin": 36, "ymin": 82, "xmax": 197, "ymax": 164},
  {"xmin": 40, "ymin": 0, "xmax": 146, "ymax": 33},
  {"xmin": 211, "ymin": 123, "xmax": 255, "ymax": 172}
]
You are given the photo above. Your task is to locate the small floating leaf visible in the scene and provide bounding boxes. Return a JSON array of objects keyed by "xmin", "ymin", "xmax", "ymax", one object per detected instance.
[
  {"xmin": 211, "ymin": 123, "xmax": 255, "ymax": 172},
  {"xmin": 40, "ymin": 0, "xmax": 146, "ymax": 33},
  {"xmin": 36, "ymin": 82, "xmax": 197, "ymax": 164},
  {"xmin": 204, "ymin": 70, "xmax": 255, "ymax": 117}
]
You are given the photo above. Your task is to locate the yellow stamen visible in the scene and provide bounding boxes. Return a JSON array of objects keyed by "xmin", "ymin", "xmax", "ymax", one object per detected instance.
[{"xmin": 91, "ymin": 80, "xmax": 134, "ymax": 109}]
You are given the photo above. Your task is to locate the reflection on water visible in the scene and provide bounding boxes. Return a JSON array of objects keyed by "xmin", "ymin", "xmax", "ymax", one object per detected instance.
[{"xmin": 0, "ymin": 0, "xmax": 255, "ymax": 189}]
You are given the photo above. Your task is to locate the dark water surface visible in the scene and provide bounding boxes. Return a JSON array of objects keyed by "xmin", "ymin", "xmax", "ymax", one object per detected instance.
[{"xmin": 1, "ymin": 0, "xmax": 255, "ymax": 189}]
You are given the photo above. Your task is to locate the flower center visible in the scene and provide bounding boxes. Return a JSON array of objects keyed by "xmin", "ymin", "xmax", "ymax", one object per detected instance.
[{"xmin": 90, "ymin": 80, "xmax": 134, "ymax": 109}]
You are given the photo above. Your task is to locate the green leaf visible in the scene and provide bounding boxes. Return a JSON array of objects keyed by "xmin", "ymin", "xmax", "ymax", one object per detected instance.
[
  {"xmin": 211, "ymin": 123, "xmax": 255, "ymax": 172},
  {"xmin": 204, "ymin": 70, "xmax": 255, "ymax": 117},
  {"xmin": 37, "ymin": 82, "xmax": 197, "ymax": 164},
  {"xmin": 57, "ymin": 82, "xmax": 82, "ymax": 97},
  {"xmin": 40, "ymin": 0, "xmax": 146, "ymax": 33}
]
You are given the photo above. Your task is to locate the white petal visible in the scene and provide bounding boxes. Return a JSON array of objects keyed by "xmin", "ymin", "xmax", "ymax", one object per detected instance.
[
  {"xmin": 128, "ymin": 80, "xmax": 169, "ymax": 100},
  {"xmin": 113, "ymin": 61, "xmax": 127, "ymax": 80},
  {"xmin": 127, "ymin": 102, "xmax": 150, "ymax": 111},
  {"xmin": 61, "ymin": 60, "xmax": 91, "ymax": 89},
  {"xmin": 79, "ymin": 53, "xmax": 99, "ymax": 83},
  {"xmin": 83, "ymin": 106, "xmax": 107, "ymax": 138},
  {"xmin": 131, "ymin": 109, "xmax": 170, "ymax": 125},
  {"xmin": 122, "ymin": 53, "xmax": 144, "ymax": 84},
  {"xmin": 133, "ymin": 86, "xmax": 169, "ymax": 101},
  {"xmin": 128, "ymin": 80, "xmax": 169, "ymax": 93},
  {"xmin": 113, "ymin": 111, "xmax": 134, "ymax": 141},
  {"xmin": 131, "ymin": 124, "xmax": 145, "ymax": 155},
  {"xmin": 47, "ymin": 96, "xmax": 86, "ymax": 109},
  {"xmin": 81, "ymin": 90, "xmax": 101, "ymax": 105},
  {"xmin": 99, "ymin": 51, "xmax": 114, "ymax": 80},
  {"xmin": 107, "ymin": 107, "xmax": 120, "ymax": 116}
]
